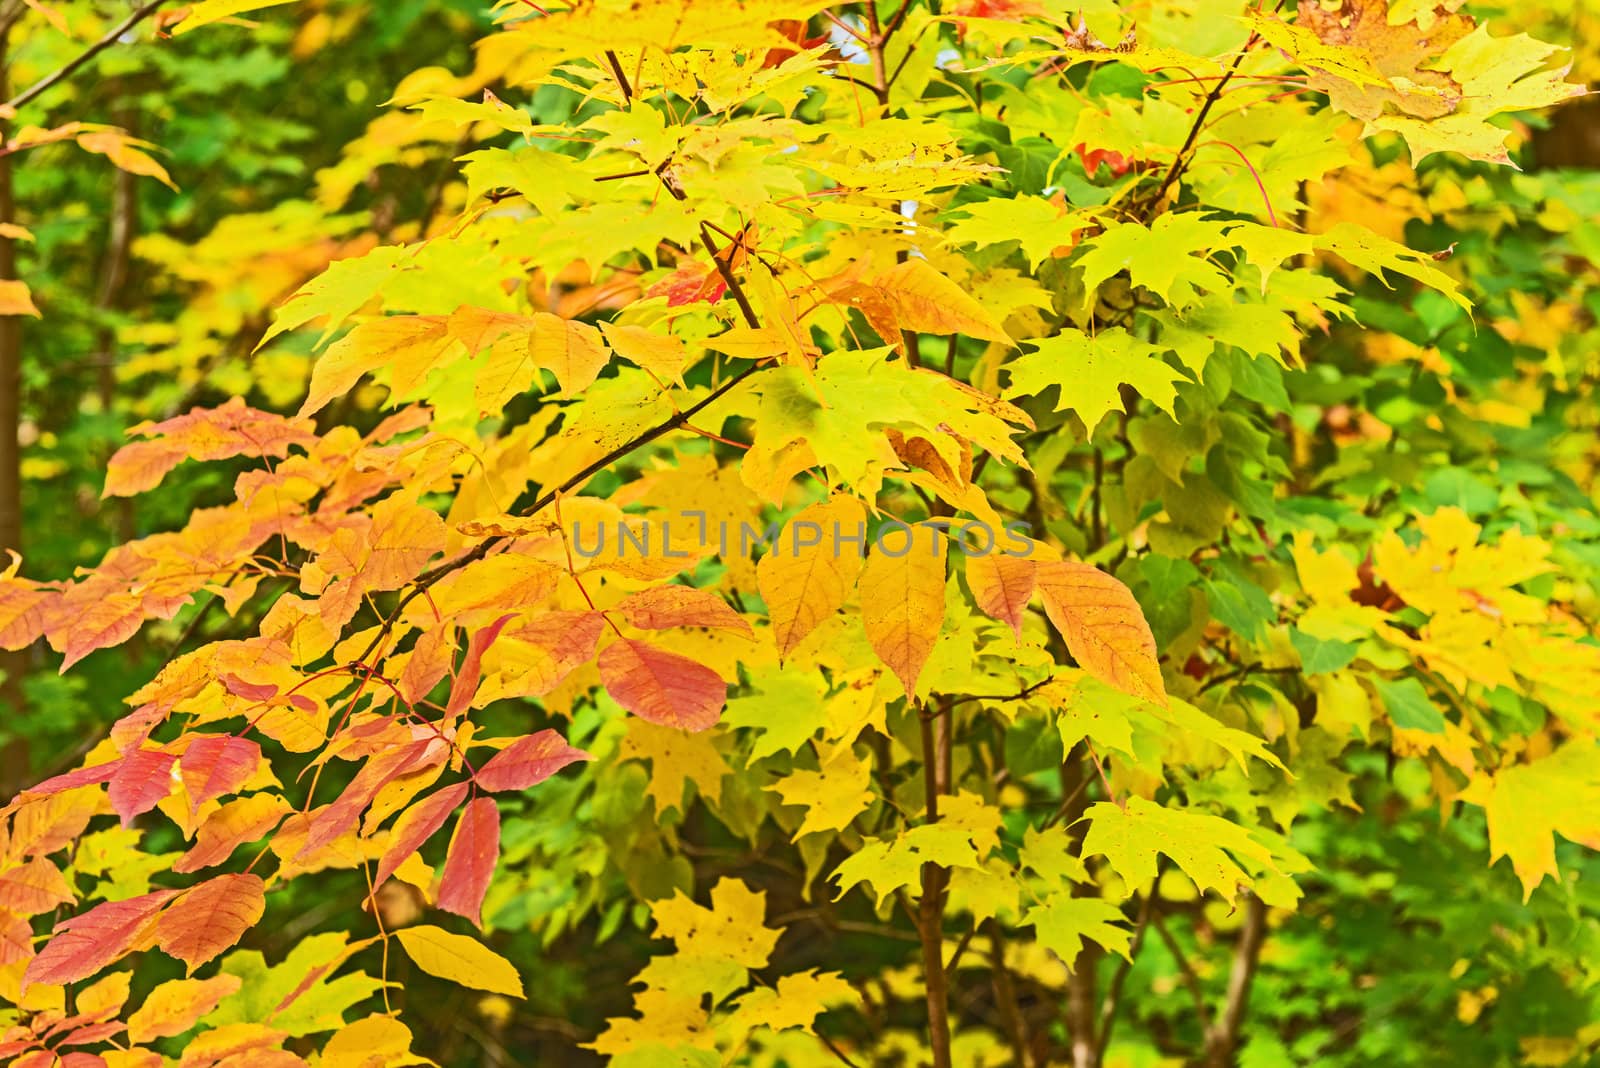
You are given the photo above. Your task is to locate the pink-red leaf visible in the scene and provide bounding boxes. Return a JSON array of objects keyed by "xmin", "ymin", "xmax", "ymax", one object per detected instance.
[
  {"xmin": 154, "ymin": 873, "xmax": 266, "ymax": 973},
  {"xmin": 437, "ymin": 797, "xmax": 499, "ymax": 927},
  {"xmin": 178, "ymin": 736, "xmax": 261, "ymax": 814},
  {"xmin": 475, "ymin": 731, "xmax": 590, "ymax": 793},
  {"xmin": 445, "ymin": 613, "xmax": 514, "ymax": 717},
  {"xmin": 23, "ymin": 889, "xmax": 178, "ymax": 989},
  {"xmin": 108, "ymin": 749, "xmax": 176, "ymax": 827},
  {"xmin": 373, "ymin": 782, "xmax": 470, "ymax": 891},
  {"xmin": 598, "ymin": 638, "xmax": 726, "ymax": 732}
]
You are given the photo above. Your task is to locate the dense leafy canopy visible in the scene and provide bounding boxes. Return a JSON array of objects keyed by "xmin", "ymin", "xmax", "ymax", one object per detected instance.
[{"xmin": 0, "ymin": 0, "xmax": 1597, "ymax": 1065}]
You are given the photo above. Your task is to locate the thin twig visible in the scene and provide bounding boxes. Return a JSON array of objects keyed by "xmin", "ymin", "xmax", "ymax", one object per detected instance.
[{"xmin": 5, "ymin": 0, "xmax": 170, "ymax": 113}]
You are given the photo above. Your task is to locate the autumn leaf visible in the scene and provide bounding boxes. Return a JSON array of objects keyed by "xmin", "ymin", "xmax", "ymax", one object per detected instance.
[
  {"xmin": 859, "ymin": 523, "xmax": 948, "ymax": 697},
  {"xmin": 1035, "ymin": 561, "xmax": 1167, "ymax": 706},
  {"xmin": 757, "ymin": 495, "xmax": 866, "ymax": 658},
  {"xmin": 437, "ymin": 796, "xmax": 500, "ymax": 926},
  {"xmin": 598, "ymin": 637, "xmax": 728, "ymax": 732},
  {"xmin": 178, "ymin": 736, "xmax": 261, "ymax": 814},
  {"xmin": 396, "ymin": 925, "xmax": 525, "ymax": 998},
  {"xmin": 154, "ymin": 873, "xmax": 267, "ymax": 972},
  {"xmin": 24, "ymin": 890, "xmax": 178, "ymax": 990},
  {"xmin": 374, "ymin": 782, "xmax": 470, "ymax": 890}
]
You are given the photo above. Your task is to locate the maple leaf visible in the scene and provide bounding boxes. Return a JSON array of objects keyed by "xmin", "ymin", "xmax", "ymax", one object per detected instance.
[
  {"xmin": 1074, "ymin": 214, "xmax": 1232, "ymax": 310},
  {"xmin": 859, "ymin": 522, "xmax": 949, "ymax": 697},
  {"xmin": 1461, "ymin": 740, "xmax": 1600, "ymax": 900},
  {"xmin": 945, "ymin": 196, "xmax": 1090, "ymax": 268},
  {"xmin": 1081, "ymin": 797, "xmax": 1305, "ymax": 906},
  {"xmin": 1023, "ymin": 893, "xmax": 1133, "ymax": 966},
  {"xmin": 756, "ymin": 496, "xmax": 866, "ymax": 658},
  {"xmin": 1004, "ymin": 328, "xmax": 1185, "ymax": 434}
]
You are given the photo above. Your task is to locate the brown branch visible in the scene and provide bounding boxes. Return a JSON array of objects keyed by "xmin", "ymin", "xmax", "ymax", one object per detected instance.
[
  {"xmin": 4, "ymin": 0, "xmax": 170, "ymax": 113},
  {"xmin": 1152, "ymin": 911, "xmax": 1212, "ymax": 1035},
  {"xmin": 699, "ymin": 222, "xmax": 760, "ymax": 329},
  {"xmin": 917, "ymin": 695, "xmax": 955, "ymax": 1068},
  {"xmin": 1095, "ymin": 870, "xmax": 1162, "ymax": 1061},
  {"xmin": 1205, "ymin": 893, "xmax": 1267, "ymax": 1067},
  {"xmin": 603, "ymin": 49, "xmax": 633, "ymax": 102},
  {"xmin": 988, "ymin": 920, "xmax": 1033, "ymax": 1068}
]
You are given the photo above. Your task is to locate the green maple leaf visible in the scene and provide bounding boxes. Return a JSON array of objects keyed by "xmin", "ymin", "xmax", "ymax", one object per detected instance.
[
  {"xmin": 944, "ymin": 195, "xmax": 1090, "ymax": 268},
  {"xmin": 1075, "ymin": 213, "xmax": 1232, "ymax": 310},
  {"xmin": 1023, "ymin": 892, "xmax": 1133, "ymax": 966},
  {"xmin": 1003, "ymin": 328, "xmax": 1186, "ymax": 433},
  {"xmin": 1080, "ymin": 797, "xmax": 1308, "ymax": 906}
]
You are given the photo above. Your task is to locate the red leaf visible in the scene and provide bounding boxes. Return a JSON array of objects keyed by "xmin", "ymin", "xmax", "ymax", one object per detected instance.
[
  {"xmin": 23, "ymin": 889, "xmax": 178, "ymax": 989},
  {"xmin": 154, "ymin": 873, "xmax": 266, "ymax": 973},
  {"xmin": 475, "ymin": 730, "xmax": 590, "ymax": 793},
  {"xmin": 437, "ymin": 796, "xmax": 499, "ymax": 927},
  {"xmin": 445, "ymin": 613, "xmax": 514, "ymax": 717},
  {"xmin": 218, "ymin": 674, "xmax": 278, "ymax": 702},
  {"xmin": 373, "ymin": 782, "xmax": 469, "ymax": 890},
  {"xmin": 598, "ymin": 638, "xmax": 727, "ymax": 732},
  {"xmin": 7, "ymin": 760, "xmax": 120, "ymax": 805},
  {"xmin": 178, "ymin": 736, "xmax": 261, "ymax": 814},
  {"xmin": 107, "ymin": 749, "xmax": 176, "ymax": 827}
]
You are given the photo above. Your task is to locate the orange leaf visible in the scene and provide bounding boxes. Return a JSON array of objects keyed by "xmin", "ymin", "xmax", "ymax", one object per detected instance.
[
  {"xmin": 0, "ymin": 858, "xmax": 74, "ymax": 916},
  {"xmin": 872, "ymin": 259, "xmax": 1010, "ymax": 342},
  {"xmin": 965, "ymin": 552, "xmax": 1036, "ymax": 640},
  {"xmin": 1035, "ymin": 561, "xmax": 1167, "ymax": 706},
  {"xmin": 475, "ymin": 730, "xmax": 590, "ymax": 793},
  {"xmin": 756, "ymin": 496, "xmax": 865, "ymax": 658},
  {"xmin": 154, "ymin": 874, "xmax": 266, "ymax": 973},
  {"xmin": 174, "ymin": 794, "xmax": 292, "ymax": 873},
  {"xmin": 0, "ymin": 279, "xmax": 40, "ymax": 317},
  {"xmin": 444, "ymin": 614, "xmax": 514, "ymax": 717},
  {"xmin": 619, "ymin": 585, "xmax": 754, "ymax": 638},
  {"xmin": 104, "ymin": 397, "xmax": 316, "ymax": 498},
  {"xmin": 437, "ymin": 796, "xmax": 500, "ymax": 927},
  {"xmin": 598, "ymin": 638, "xmax": 727, "ymax": 732},
  {"xmin": 860, "ymin": 523, "xmax": 949, "ymax": 697}
]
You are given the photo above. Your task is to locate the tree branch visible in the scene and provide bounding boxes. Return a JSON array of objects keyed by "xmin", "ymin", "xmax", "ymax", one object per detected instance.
[
  {"xmin": 1205, "ymin": 893, "xmax": 1267, "ymax": 1067},
  {"xmin": 4, "ymin": 0, "xmax": 170, "ymax": 113},
  {"xmin": 917, "ymin": 695, "xmax": 955, "ymax": 1068}
]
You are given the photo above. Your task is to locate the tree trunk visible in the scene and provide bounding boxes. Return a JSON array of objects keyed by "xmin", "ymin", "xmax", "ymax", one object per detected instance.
[{"xmin": 0, "ymin": 26, "xmax": 31, "ymax": 796}]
